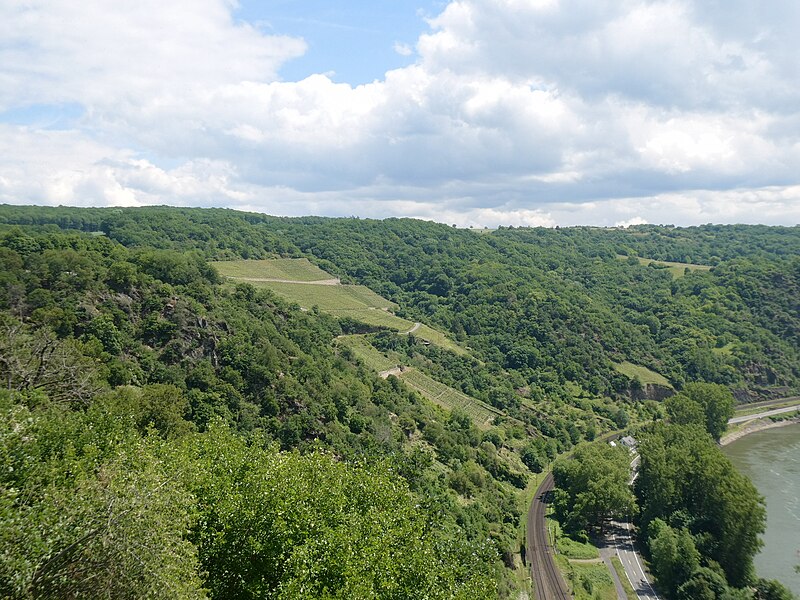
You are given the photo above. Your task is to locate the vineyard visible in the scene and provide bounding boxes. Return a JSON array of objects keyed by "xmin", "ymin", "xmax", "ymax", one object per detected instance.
[{"xmin": 398, "ymin": 368, "xmax": 501, "ymax": 429}]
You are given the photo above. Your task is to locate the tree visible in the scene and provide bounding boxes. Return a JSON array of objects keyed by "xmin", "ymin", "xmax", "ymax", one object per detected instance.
[
  {"xmin": 664, "ymin": 393, "xmax": 705, "ymax": 428},
  {"xmin": 0, "ymin": 319, "xmax": 102, "ymax": 407},
  {"xmin": 648, "ymin": 519, "xmax": 700, "ymax": 596},
  {"xmin": 665, "ymin": 383, "xmax": 735, "ymax": 441},
  {"xmin": 179, "ymin": 421, "xmax": 497, "ymax": 600},
  {"xmin": 553, "ymin": 442, "xmax": 636, "ymax": 534},
  {"xmin": 0, "ymin": 404, "xmax": 204, "ymax": 599},
  {"xmin": 675, "ymin": 567, "xmax": 729, "ymax": 600},
  {"xmin": 682, "ymin": 382, "xmax": 735, "ymax": 441},
  {"xmin": 754, "ymin": 578, "xmax": 797, "ymax": 600},
  {"xmin": 636, "ymin": 423, "xmax": 766, "ymax": 588}
]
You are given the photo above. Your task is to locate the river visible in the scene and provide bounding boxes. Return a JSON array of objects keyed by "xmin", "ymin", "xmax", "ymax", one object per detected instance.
[{"xmin": 724, "ymin": 423, "xmax": 800, "ymax": 595}]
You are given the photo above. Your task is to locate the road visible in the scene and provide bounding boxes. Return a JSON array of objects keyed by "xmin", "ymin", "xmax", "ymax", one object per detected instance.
[
  {"xmin": 729, "ymin": 404, "xmax": 800, "ymax": 424},
  {"xmin": 608, "ymin": 519, "xmax": 660, "ymax": 600},
  {"xmin": 526, "ymin": 472, "xmax": 571, "ymax": 600}
]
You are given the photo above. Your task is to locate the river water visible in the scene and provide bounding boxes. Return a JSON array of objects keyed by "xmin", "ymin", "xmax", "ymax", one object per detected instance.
[{"xmin": 724, "ymin": 424, "xmax": 800, "ymax": 594}]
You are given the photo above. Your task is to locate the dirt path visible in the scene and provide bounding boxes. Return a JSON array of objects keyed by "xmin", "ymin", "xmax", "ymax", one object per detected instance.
[
  {"xmin": 227, "ymin": 276, "xmax": 340, "ymax": 285},
  {"xmin": 379, "ymin": 366, "xmax": 405, "ymax": 378},
  {"xmin": 404, "ymin": 322, "xmax": 421, "ymax": 334}
]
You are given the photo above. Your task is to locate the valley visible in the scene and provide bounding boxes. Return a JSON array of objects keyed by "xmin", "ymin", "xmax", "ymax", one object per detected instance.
[{"xmin": 1, "ymin": 206, "xmax": 798, "ymax": 599}]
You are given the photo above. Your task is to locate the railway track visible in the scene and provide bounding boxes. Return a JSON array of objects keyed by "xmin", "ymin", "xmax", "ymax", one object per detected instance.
[{"xmin": 526, "ymin": 472, "xmax": 571, "ymax": 600}]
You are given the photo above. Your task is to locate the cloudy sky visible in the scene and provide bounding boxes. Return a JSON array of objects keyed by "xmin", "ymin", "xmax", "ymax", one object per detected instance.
[{"xmin": 1, "ymin": 0, "xmax": 799, "ymax": 227}]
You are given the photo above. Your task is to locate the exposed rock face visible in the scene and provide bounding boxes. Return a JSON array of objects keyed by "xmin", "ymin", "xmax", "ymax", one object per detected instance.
[
  {"xmin": 732, "ymin": 386, "xmax": 793, "ymax": 404},
  {"xmin": 630, "ymin": 383, "xmax": 674, "ymax": 401},
  {"xmin": 645, "ymin": 384, "xmax": 675, "ymax": 401}
]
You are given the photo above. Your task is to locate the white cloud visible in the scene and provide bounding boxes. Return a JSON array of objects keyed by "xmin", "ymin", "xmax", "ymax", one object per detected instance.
[
  {"xmin": 0, "ymin": 0, "xmax": 306, "ymax": 112},
  {"xmin": 0, "ymin": 0, "xmax": 799, "ymax": 226},
  {"xmin": 393, "ymin": 42, "xmax": 414, "ymax": 57},
  {"xmin": 615, "ymin": 217, "xmax": 649, "ymax": 228}
]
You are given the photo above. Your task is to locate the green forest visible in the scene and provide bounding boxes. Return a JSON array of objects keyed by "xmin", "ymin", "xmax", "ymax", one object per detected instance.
[{"xmin": 0, "ymin": 205, "xmax": 798, "ymax": 598}]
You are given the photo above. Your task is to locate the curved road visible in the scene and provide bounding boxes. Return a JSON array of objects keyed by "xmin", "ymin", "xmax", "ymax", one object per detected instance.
[{"xmin": 526, "ymin": 472, "xmax": 571, "ymax": 600}]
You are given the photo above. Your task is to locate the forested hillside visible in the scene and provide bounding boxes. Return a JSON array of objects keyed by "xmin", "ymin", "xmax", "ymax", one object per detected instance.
[{"xmin": 1, "ymin": 205, "xmax": 798, "ymax": 598}]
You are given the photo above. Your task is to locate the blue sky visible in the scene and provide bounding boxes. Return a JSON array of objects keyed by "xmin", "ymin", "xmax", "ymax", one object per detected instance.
[
  {"xmin": 1, "ymin": 0, "xmax": 799, "ymax": 227},
  {"xmin": 236, "ymin": 1, "xmax": 444, "ymax": 84}
]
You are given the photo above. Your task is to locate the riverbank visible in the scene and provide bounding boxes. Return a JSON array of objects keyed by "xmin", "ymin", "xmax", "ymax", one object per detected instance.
[{"xmin": 720, "ymin": 415, "xmax": 800, "ymax": 446}]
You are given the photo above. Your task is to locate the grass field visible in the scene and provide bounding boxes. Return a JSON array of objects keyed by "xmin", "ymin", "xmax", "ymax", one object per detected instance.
[
  {"xmin": 327, "ymin": 308, "xmax": 415, "ymax": 331},
  {"xmin": 258, "ymin": 281, "xmax": 394, "ymax": 310},
  {"xmin": 408, "ymin": 324, "xmax": 468, "ymax": 355},
  {"xmin": 240, "ymin": 280, "xmax": 415, "ymax": 331},
  {"xmin": 613, "ymin": 361, "xmax": 671, "ymax": 387},
  {"xmin": 212, "ymin": 258, "xmax": 333, "ymax": 281},
  {"xmin": 398, "ymin": 368, "xmax": 501, "ymax": 428},
  {"xmin": 337, "ymin": 335, "xmax": 399, "ymax": 372},
  {"xmin": 616, "ymin": 255, "xmax": 712, "ymax": 279},
  {"xmin": 555, "ymin": 555, "xmax": 617, "ymax": 600},
  {"xmin": 215, "ymin": 259, "xmax": 468, "ymax": 346}
]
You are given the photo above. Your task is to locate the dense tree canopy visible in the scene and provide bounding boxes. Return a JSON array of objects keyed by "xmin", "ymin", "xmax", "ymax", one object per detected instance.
[
  {"xmin": 636, "ymin": 423, "xmax": 766, "ymax": 591},
  {"xmin": 1, "ymin": 206, "xmax": 797, "ymax": 597},
  {"xmin": 552, "ymin": 442, "xmax": 636, "ymax": 534}
]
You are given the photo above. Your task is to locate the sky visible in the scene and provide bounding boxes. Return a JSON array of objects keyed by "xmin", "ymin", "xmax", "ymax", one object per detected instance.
[{"xmin": 1, "ymin": 0, "xmax": 799, "ymax": 228}]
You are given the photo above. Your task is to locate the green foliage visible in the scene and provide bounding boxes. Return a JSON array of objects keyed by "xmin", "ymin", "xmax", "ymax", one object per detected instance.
[
  {"xmin": 666, "ymin": 383, "xmax": 735, "ymax": 441},
  {"xmin": 1, "ymin": 206, "xmax": 798, "ymax": 597},
  {"xmin": 686, "ymin": 382, "xmax": 735, "ymax": 441},
  {"xmin": 665, "ymin": 392, "xmax": 706, "ymax": 427},
  {"xmin": 178, "ymin": 422, "xmax": 496, "ymax": 599},
  {"xmin": 647, "ymin": 519, "xmax": 700, "ymax": 595},
  {"xmin": 754, "ymin": 578, "xmax": 798, "ymax": 600},
  {"xmin": 636, "ymin": 423, "xmax": 766, "ymax": 589},
  {"xmin": 0, "ymin": 403, "xmax": 205, "ymax": 599},
  {"xmin": 553, "ymin": 442, "xmax": 636, "ymax": 534}
]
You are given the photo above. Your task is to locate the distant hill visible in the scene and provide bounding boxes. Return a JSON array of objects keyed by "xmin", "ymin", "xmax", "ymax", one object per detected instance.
[{"xmin": 1, "ymin": 204, "xmax": 799, "ymax": 597}]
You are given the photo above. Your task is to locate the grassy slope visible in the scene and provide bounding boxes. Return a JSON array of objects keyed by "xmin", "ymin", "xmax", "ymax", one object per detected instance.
[
  {"xmin": 216, "ymin": 259, "xmax": 470, "ymax": 345},
  {"xmin": 398, "ymin": 368, "xmax": 502, "ymax": 429},
  {"xmin": 615, "ymin": 255, "xmax": 712, "ymax": 279},
  {"xmin": 339, "ymin": 335, "xmax": 500, "ymax": 428},
  {"xmin": 212, "ymin": 258, "xmax": 332, "ymax": 281},
  {"xmin": 613, "ymin": 361, "xmax": 671, "ymax": 387},
  {"xmin": 408, "ymin": 324, "xmax": 468, "ymax": 356}
]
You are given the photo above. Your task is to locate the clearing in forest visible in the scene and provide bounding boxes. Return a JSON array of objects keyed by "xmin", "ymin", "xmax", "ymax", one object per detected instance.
[
  {"xmin": 613, "ymin": 361, "xmax": 671, "ymax": 387},
  {"xmin": 212, "ymin": 258, "xmax": 333, "ymax": 281},
  {"xmin": 338, "ymin": 335, "xmax": 497, "ymax": 428},
  {"xmin": 337, "ymin": 335, "xmax": 400, "ymax": 373},
  {"xmin": 616, "ymin": 255, "xmax": 712, "ymax": 278},
  {"xmin": 215, "ymin": 260, "xmax": 466, "ymax": 350},
  {"xmin": 398, "ymin": 368, "xmax": 501, "ymax": 429}
]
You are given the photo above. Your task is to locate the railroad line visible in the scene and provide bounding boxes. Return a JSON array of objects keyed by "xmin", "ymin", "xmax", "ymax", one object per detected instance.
[{"xmin": 526, "ymin": 471, "xmax": 571, "ymax": 600}]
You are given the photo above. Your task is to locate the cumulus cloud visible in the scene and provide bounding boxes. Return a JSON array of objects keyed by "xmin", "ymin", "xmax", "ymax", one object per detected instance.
[
  {"xmin": 0, "ymin": 0, "xmax": 799, "ymax": 226},
  {"xmin": 393, "ymin": 42, "xmax": 414, "ymax": 57}
]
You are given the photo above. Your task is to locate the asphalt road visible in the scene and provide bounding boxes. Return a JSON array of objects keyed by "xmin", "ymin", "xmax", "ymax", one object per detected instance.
[
  {"xmin": 729, "ymin": 404, "xmax": 800, "ymax": 424},
  {"xmin": 609, "ymin": 519, "xmax": 661, "ymax": 600},
  {"xmin": 526, "ymin": 472, "xmax": 571, "ymax": 600}
]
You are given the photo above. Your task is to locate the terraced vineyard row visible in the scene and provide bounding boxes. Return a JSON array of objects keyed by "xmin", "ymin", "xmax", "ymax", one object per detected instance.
[
  {"xmin": 408, "ymin": 323, "xmax": 468, "ymax": 356},
  {"xmin": 212, "ymin": 258, "xmax": 332, "ymax": 281},
  {"xmin": 398, "ymin": 368, "xmax": 501, "ymax": 428},
  {"xmin": 337, "ymin": 335, "xmax": 399, "ymax": 372}
]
